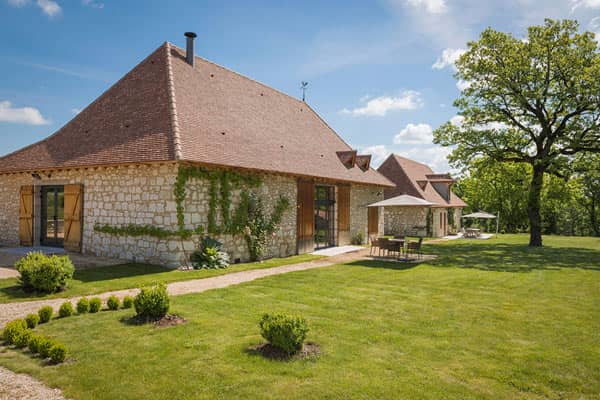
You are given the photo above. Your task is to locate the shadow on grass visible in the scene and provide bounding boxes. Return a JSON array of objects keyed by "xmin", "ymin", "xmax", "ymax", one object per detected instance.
[
  {"xmin": 343, "ymin": 260, "xmax": 421, "ymax": 271},
  {"xmin": 422, "ymin": 242, "xmax": 600, "ymax": 273}
]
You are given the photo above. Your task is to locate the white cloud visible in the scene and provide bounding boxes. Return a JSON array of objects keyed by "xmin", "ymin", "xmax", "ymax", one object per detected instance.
[
  {"xmin": 36, "ymin": 0, "xmax": 61, "ymax": 17},
  {"xmin": 399, "ymin": 146, "xmax": 453, "ymax": 173},
  {"xmin": 7, "ymin": 0, "xmax": 29, "ymax": 6},
  {"xmin": 405, "ymin": 0, "xmax": 447, "ymax": 14},
  {"xmin": 456, "ymin": 79, "xmax": 472, "ymax": 91},
  {"xmin": 432, "ymin": 48, "xmax": 466, "ymax": 70},
  {"xmin": 589, "ymin": 17, "xmax": 600, "ymax": 38},
  {"xmin": 82, "ymin": 0, "xmax": 104, "ymax": 8},
  {"xmin": 393, "ymin": 123, "xmax": 434, "ymax": 144},
  {"xmin": 71, "ymin": 108, "xmax": 82, "ymax": 115},
  {"xmin": 571, "ymin": 0, "xmax": 600, "ymax": 11},
  {"xmin": 359, "ymin": 145, "xmax": 392, "ymax": 167},
  {"xmin": 340, "ymin": 91, "xmax": 423, "ymax": 116},
  {"xmin": 0, "ymin": 101, "xmax": 49, "ymax": 125}
]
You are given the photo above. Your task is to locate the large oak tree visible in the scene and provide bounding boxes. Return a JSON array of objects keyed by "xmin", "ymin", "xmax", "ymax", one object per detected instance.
[{"xmin": 434, "ymin": 19, "xmax": 600, "ymax": 246}]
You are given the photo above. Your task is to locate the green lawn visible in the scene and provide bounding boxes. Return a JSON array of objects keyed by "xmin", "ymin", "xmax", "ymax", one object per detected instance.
[
  {"xmin": 0, "ymin": 234, "xmax": 598, "ymax": 399},
  {"xmin": 0, "ymin": 254, "xmax": 322, "ymax": 304}
]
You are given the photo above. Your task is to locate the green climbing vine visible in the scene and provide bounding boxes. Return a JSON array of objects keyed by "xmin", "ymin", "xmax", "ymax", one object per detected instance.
[{"xmin": 95, "ymin": 165, "xmax": 289, "ymax": 258}]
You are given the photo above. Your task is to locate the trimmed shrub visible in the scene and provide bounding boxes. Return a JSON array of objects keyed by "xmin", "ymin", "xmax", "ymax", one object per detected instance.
[
  {"xmin": 28, "ymin": 334, "xmax": 44, "ymax": 354},
  {"xmin": 134, "ymin": 283, "xmax": 170, "ymax": 320},
  {"xmin": 58, "ymin": 301, "xmax": 74, "ymax": 318},
  {"xmin": 190, "ymin": 237, "xmax": 230, "ymax": 269},
  {"xmin": 122, "ymin": 296, "xmax": 134, "ymax": 309},
  {"xmin": 14, "ymin": 329, "xmax": 32, "ymax": 349},
  {"xmin": 259, "ymin": 313, "xmax": 309, "ymax": 355},
  {"xmin": 76, "ymin": 298, "xmax": 90, "ymax": 314},
  {"xmin": 2, "ymin": 319, "xmax": 27, "ymax": 345},
  {"xmin": 49, "ymin": 343, "xmax": 67, "ymax": 364},
  {"xmin": 106, "ymin": 295, "xmax": 120, "ymax": 310},
  {"xmin": 89, "ymin": 297, "xmax": 102, "ymax": 313},
  {"xmin": 25, "ymin": 313, "xmax": 40, "ymax": 329},
  {"xmin": 39, "ymin": 338, "xmax": 56, "ymax": 359},
  {"xmin": 15, "ymin": 252, "xmax": 74, "ymax": 293},
  {"xmin": 38, "ymin": 306, "xmax": 53, "ymax": 323}
]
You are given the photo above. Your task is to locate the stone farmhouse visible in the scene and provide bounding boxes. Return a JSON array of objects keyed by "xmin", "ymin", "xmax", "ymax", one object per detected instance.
[
  {"xmin": 377, "ymin": 154, "xmax": 466, "ymax": 237},
  {"xmin": 0, "ymin": 33, "xmax": 393, "ymax": 267}
]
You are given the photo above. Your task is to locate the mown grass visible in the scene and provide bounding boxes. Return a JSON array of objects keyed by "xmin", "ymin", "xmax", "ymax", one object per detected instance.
[
  {"xmin": 0, "ymin": 254, "xmax": 322, "ymax": 304},
  {"xmin": 0, "ymin": 234, "xmax": 598, "ymax": 399}
]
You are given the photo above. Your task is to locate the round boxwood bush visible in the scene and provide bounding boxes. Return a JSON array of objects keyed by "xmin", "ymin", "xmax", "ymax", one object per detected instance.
[
  {"xmin": 38, "ymin": 338, "xmax": 57, "ymax": 359},
  {"xmin": 106, "ymin": 295, "xmax": 120, "ymax": 310},
  {"xmin": 76, "ymin": 298, "xmax": 90, "ymax": 314},
  {"xmin": 259, "ymin": 313, "xmax": 309, "ymax": 355},
  {"xmin": 122, "ymin": 296, "xmax": 134, "ymax": 309},
  {"xmin": 25, "ymin": 313, "xmax": 40, "ymax": 329},
  {"xmin": 134, "ymin": 283, "xmax": 170, "ymax": 320},
  {"xmin": 38, "ymin": 306, "xmax": 53, "ymax": 323},
  {"xmin": 15, "ymin": 252, "xmax": 74, "ymax": 293},
  {"xmin": 89, "ymin": 297, "xmax": 102, "ymax": 313},
  {"xmin": 49, "ymin": 342, "xmax": 67, "ymax": 364},
  {"xmin": 14, "ymin": 329, "xmax": 32, "ymax": 349},
  {"xmin": 2, "ymin": 319, "xmax": 28, "ymax": 345},
  {"xmin": 58, "ymin": 301, "xmax": 74, "ymax": 318},
  {"xmin": 28, "ymin": 334, "xmax": 44, "ymax": 354}
]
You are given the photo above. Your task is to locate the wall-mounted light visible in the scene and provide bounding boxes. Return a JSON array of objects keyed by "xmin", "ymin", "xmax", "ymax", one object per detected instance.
[{"xmin": 31, "ymin": 173, "xmax": 41, "ymax": 180}]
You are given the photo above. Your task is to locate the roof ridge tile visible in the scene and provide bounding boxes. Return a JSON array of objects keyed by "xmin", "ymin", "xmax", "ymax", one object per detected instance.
[{"xmin": 165, "ymin": 42, "xmax": 183, "ymax": 160}]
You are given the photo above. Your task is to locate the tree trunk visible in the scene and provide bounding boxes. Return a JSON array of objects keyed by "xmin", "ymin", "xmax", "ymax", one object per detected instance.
[
  {"xmin": 527, "ymin": 166, "xmax": 544, "ymax": 247},
  {"xmin": 591, "ymin": 197, "xmax": 600, "ymax": 237}
]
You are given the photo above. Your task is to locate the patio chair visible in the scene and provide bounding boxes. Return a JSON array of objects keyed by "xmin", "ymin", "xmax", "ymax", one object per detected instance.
[
  {"xmin": 369, "ymin": 235, "xmax": 379, "ymax": 256},
  {"xmin": 406, "ymin": 237, "xmax": 423, "ymax": 259}
]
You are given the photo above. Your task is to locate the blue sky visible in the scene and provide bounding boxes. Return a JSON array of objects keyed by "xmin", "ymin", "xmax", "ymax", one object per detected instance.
[{"xmin": 1, "ymin": 0, "xmax": 598, "ymax": 172}]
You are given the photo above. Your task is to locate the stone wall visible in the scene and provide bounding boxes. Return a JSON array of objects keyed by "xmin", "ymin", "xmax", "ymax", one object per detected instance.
[
  {"xmin": 348, "ymin": 184, "xmax": 384, "ymax": 244},
  {"xmin": 384, "ymin": 206, "xmax": 428, "ymax": 235}
]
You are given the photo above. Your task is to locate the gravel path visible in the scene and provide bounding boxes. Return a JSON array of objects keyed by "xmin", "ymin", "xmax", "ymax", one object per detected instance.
[{"xmin": 0, "ymin": 249, "xmax": 366, "ymax": 400}]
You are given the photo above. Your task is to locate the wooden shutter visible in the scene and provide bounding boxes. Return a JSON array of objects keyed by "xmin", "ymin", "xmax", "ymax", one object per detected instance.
[
  {"xmin": 296, "ymin": 180, "xmax": 314, "ymax": 254},
  {"xmin": 64, "ymin": 184, "xmax": 83, "ymax": 252},
  {"xmin": 368, "ymin": 207, "xmax": 379, "ymax": 236},
  {"xmin": 337, "ymin": 185, "xmax": 351, "ymax": 245},
  {"xmin": 19, "ymin": 186, "xmax": 34, "ymax": 246}
]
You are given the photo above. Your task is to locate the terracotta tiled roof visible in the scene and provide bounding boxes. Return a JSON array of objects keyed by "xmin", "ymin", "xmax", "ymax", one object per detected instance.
[
  {"xmin": 377, "ymin": 154, "xmax": 466, "ymax": 207},
  {"xmin": 0, "ymin": 42, "xmax": 392, "ymax": 187}
]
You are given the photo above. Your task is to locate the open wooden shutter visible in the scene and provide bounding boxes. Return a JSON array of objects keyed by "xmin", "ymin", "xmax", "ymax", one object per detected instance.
[
  {"xmin": 19, "ymin": 186, "xmax": 34, "ymax": 246},
  {"xmin": 368, "ymin": 206, "xmax": 379, "ymax": 237},
  {"xmin": 64, "ymin": 184, "xmax": 83, "ymax": 252},
  {"xmin": 337, "ymin": 185, "xmax": 351, "ymax": 245},
  {"xmin": 296, "ymin": 180, "xmax": 314, "ymax": 254}
]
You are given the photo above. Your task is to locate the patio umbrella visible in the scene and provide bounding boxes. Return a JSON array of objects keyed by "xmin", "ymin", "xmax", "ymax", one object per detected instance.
[{"xmin": 462, "ymin": 211, "xmax": 499, "ymax": 234}]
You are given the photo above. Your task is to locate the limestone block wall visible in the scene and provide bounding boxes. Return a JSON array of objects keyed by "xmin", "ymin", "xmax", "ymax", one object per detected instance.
[
  {"xmin": 349, "ymin": 184, "xmax": 384, "ymax": 244},
  {"xmin": 179, "ymin": 172, "xmax": 297, "ymax": 263},
  {"xmin": 384, "ymin": 206, "xmax": 428, "ymax": 235}
]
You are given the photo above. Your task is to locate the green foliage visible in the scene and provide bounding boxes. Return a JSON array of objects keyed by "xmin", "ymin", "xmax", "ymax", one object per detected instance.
[
  {"xmin": 38, "ymin": 306, "xmax": 53, "ymax": 323},
  {"xmin": 14, "ymin": 329, "xmax": 32, "ymax": 348},
  {"xmin": 77, "ymin": 298, "xmax": 90, "ymax": 314},
  {"xmin": 122, "ymin": 296, "xmax": 134, "ymax": 309},
  {"xmin": 58, "ymin": 301, "xmax": 74, "ymax": 318},
  {"xmin": 434, "ymin": 19, "xmax": 600, "ymax": 246},
  {"xmin": 27, "ymin": 334, "xmax": 44, "ymax": 354},
  {"xmin": 134, "ymin": 283, "xmax": 170, "ymax": 321},
  {"xmin": 49, "ymin": 342, "xmax": 68, "ymax": 364},
  {"xmin": 38, "ymin": 338, "xmax": 57, "ymax": 359},
  {"xmin": 89, "ymin": 297, "xmax": 102, "ymax": 313},
  {"xmin": 426, "ymin": 209, "xmax": 433, "ymax": 237},
  {"xmin": 2, "ymin": 319, "xmax": 27, "ymax": 345},
  {"xmin": 259, "ymin": 313, "xmax": 309, "ymax": 355},
  {"xmin": 190, "ymin": 237, "xmax": 230, "ymax": 269},
  {"xmin": 25, "ymin": 313, "xmax": 40, "ymax": 329},
  {"xmin": 94, "ymin": 224, "xmax": 179, "ymax": 239},
  {"xmin": 351, "ymin": 231, "xmax": 364, "ymax": 245},
  {"xmin": 15, "ymin": 252, "xmax": 74, "ymax": 293},
  {"xmin": 242, "ymin": 193, "xmax": 290, "ymax": 261},
  {"xmin": 107, "ymin": 295, "xmax": 120, "ymax": 310}
]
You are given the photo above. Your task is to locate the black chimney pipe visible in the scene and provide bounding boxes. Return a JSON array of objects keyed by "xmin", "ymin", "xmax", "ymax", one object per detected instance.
[{"xmin": 184, "ymin": 32, "xmax": 197, "ymax": 67}]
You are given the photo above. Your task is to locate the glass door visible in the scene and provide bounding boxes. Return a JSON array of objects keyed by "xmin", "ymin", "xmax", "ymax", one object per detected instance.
[
  {"xmin": 314, "ymin": 185, "xmax": 335, "ymax": 249},
  {"xmin": 41, "ymin": 186, "xmax": 65, "ymax": 247}
]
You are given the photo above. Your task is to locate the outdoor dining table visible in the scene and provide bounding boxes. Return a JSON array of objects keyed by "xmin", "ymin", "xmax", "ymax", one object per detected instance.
[
  {"xmin": 465, "ymin": 228, "xmax": 481, "ymax": 238},
  {"xmin": 388, "ymin": 238, "xmax": 406, "ymax": 258}
]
